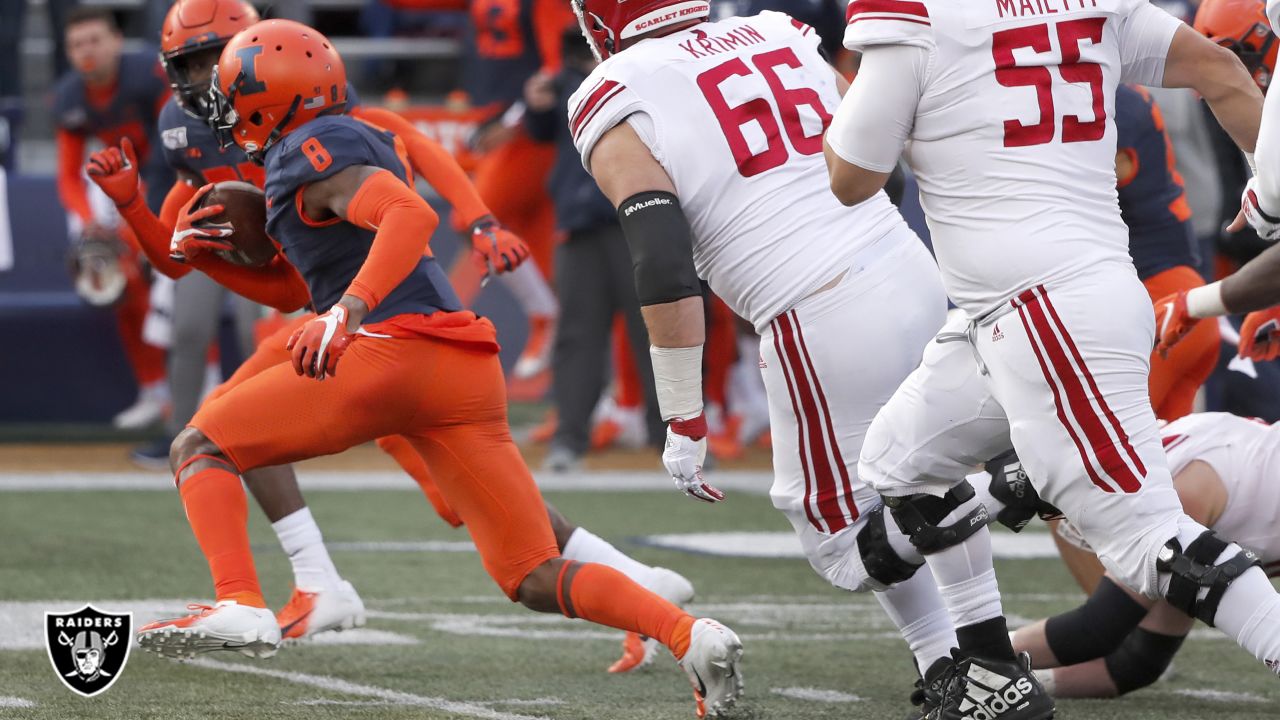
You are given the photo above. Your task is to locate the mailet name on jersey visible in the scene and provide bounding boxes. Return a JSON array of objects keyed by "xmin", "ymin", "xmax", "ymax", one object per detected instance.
[
  {"xmin": 679, "ymin": 24, "xmax": 766, "ymax": 59},
  {"xmin": 997, "ymin": 0, "xmax": 1098, "ymax": 18}
]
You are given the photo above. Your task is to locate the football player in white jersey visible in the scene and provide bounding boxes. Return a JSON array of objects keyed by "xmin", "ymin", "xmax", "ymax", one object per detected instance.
[
  {"xmin": 566, "ymin": 0, "xmax": 966, "ymax": 714},
  {"xmin": 825, "ymin": 0, "xmax": 1279, "ymax": 717},
  {"xmin": 1005, "ymin": 412, "xmax": 1280, "ymax": 698}
]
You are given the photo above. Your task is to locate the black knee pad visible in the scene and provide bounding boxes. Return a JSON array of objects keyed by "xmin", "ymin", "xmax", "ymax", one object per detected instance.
[
  {"xmin": 1103, "ymin": 628, "xmax": 1185, "ymax": 695},
  {"xmin": 883, "ymin": 481, "xmax": 989, "ymax": 555},
  {"xmin": 1158, "ymin": 530, "xmax": 1262, "ymax": 626},
  {"xmin": 857, "ymin": 507, "xmax": 924, "ymax": 587},
  {"xmin": 1043, "ymin": 576, "xmax": 1148, "ymax": 665},
  {"xmin": 985, "ymin": 450, "xmax": 1061, "ymax": 532}
]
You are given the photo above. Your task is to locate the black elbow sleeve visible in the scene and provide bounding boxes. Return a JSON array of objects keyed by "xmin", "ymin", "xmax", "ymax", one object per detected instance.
[{"xmin": 616, "ymin": 191, "xmax": 702, "ymax": 306}]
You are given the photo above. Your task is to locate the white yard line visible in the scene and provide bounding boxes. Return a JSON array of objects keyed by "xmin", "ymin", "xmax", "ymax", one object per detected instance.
[
  {"xmin": 771, "ymin": 687, "xmax": 863, "ymax": 703},
  {"xmin": 0, "ymin": 470, "xmax": 775, "ymax": 494},
  {"xmin": 0, "ymin": 697, "xmax": 35, "ymax": 708},
  {"xmin": 189, "ymin": 658, "xmax": 552, "ymax": 720},
  {"xmin": 1172, "ymin": 688, "xmax": 1267, "ymax": 703}
]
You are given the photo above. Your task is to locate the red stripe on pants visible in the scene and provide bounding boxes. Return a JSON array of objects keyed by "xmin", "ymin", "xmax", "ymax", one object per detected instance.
[
  {"xmin": 1021, "ymin": 288, "xmax": 1144, "ymax": 493},
  {"xmin": 1039, "ymin": 291, "xmax": 1147, "ymax": 480},
  {"xmin": 776, "ymin": 313, "xmax": 848, "ymax": 533},
  {"xmin": 772, "ymin": 319, "xmax": 824, "ymax": 532},
  {"xmin": 790, "ymin": 311, "xmax": 859, "ymax": 522}
]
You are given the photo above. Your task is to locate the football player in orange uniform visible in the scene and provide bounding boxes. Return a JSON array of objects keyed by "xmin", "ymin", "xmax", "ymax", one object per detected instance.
[
  {"xmin": 117, "ymin": 21, "xmax": 741, "ymax": 714},
  {"xmin": 89, "ymin": 1, "xmax": 694, "ymax": 668}
]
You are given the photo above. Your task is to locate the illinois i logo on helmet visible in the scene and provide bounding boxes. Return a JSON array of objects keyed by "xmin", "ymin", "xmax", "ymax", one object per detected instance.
[{"xmin": 45, "ymin": 605, "xmax": 132, "ymax": 697}]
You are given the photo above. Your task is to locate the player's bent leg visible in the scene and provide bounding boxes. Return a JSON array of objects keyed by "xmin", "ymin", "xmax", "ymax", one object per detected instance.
[
  {"xmin": 983, "ymin": 268, "xmax": 1280, "ymax": 677},
  {"xmin": 374, "ymin": 435, "xmax": 462, "ymax": 528},
  {"xmin": 551, "ymin": 503, "xmax": 697, "ymax": 673},
  {"xmin": 137, "ymin": 428, "xmax": 280, "ymax": 660}
]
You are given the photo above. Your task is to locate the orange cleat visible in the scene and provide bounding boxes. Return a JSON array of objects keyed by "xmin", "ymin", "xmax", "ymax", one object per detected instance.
[
  {"xmin": 528, "ymin": 408, "xmax": 558, "ymax": 445},
  {"xmin": 277, "ymin": 581, "xmax": 366, "ymax": 641}
]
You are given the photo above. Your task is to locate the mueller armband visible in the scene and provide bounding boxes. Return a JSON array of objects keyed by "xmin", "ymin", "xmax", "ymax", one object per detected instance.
[{"xmin": 617, "ymin": 191, "xmax": 701, "ymax": 306}]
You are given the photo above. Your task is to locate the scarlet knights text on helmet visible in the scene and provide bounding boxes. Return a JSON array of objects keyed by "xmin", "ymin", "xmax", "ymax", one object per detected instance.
[
  {"xmin": 572, "ymin": 0, "xmax": 711, "ymax": 59},
  {"xmin": 45, "ymin": 605, "xmax": 132, "ymax": 697}
]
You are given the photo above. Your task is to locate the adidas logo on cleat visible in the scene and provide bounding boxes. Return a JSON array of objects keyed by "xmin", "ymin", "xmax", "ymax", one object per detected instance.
[{"xmin": 957, "ymin": 677, "xmax": 1035, "ymax": 720}]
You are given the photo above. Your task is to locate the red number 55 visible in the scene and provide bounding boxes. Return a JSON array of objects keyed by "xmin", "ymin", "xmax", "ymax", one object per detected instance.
[{"xmin": 993, "ymin": 17, "xmax": 1107, "ymax": 147}]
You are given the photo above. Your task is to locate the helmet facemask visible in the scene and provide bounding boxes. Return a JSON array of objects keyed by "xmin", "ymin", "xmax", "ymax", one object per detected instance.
[
  {"xmin": 162, "ymin": 44, "xmax": 228, "ymax": 119},
  {"xmin": 206, "ymin": 63, "xmax": 303, "ymax": 165},
  {"xmin": 572, "ymin": 0, "xmax": 615, "ymax": 61}
]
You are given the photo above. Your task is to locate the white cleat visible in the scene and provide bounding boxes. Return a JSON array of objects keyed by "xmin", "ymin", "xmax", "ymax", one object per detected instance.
[
  {"xmin": 137, "ymin": 601, "xmax": 280, "ymax": 660},
  {"xmin": 679, "ymin": 618, "xmax": 744, "ymax": 718},
  {"xmin": 112, "ymin": 391, "xmax": 169, "ymax": 430},
  {"xmin": 610, "ymin": 567, "xmax": 697, "ymax": 674},
  {"xmin": 278, "ymin": 580, "xmax": 367, "ymax": 641}
]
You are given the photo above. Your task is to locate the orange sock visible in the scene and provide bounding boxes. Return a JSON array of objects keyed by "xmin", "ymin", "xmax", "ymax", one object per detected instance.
[
  {"xmin": 558, "ymin": 561, "xmax": 695, "ymax": 659},
  {"xmin": 179, "ymin": 467, "xmax": 264, "ymax": 607},
  {"xmin": 376, "ymin": 435, "xmax": 463, "ymax": 528}
]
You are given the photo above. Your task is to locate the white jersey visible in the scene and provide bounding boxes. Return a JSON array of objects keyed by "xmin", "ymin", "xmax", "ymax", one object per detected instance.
[
  {"xmin": 570, "ymin": 11, "xmax": 914, "ymax": 331},
  {"xmin": 1161, "ymin": 413, "xmax": 1280, "ymax": 572},
  {"xmin": 841, "ymin": 0, "xmax": 1183, "ymax": 315}
]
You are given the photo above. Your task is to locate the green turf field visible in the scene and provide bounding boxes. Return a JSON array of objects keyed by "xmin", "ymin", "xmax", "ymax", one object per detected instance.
[{"xmin": 2, "ymin": 482, "xmax": 1277, "ymax": 719}]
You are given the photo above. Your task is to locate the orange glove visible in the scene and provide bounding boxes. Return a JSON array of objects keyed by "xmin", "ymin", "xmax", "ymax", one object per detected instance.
[
  {"xmin": 1238, "ymin": 308, "xmax": 1280, "ymax": 362},
  {"xmin": 85, "ymin": 137, "xmax": 141, "ymax": 208},
  {"xmin": 169, "ymin": 184, "xmax": 235, "ymax": 263},
  {"xmin": 286, "ymin": 305, "xmax": 357, "ymax": 380},
  {"xmin": 1153, "ymin": 291, "xmax": 1199, "ymax": 359},
  {"xmin": 470, "ymin": 215, "xmax": 530, "ymax": 281}
]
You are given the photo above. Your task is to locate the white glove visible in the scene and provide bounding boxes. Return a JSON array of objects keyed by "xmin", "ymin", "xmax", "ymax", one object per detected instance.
[
  {"xmin": 662, "ymin": 414, "xmax": 724, "ymax": 503},
  {"xmin": 1241, "ymin": 177, "xmax": 1280, "ymax": 242}
]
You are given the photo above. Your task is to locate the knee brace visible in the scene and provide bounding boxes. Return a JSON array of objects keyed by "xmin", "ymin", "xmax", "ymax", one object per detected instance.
[
  {"xmin": 1043, "ymin": 576, "xmax": 1149, "ymax": 664},
  {"xmin": 857, "ymin": 507, "xmax": 925, "ymax": 588},
  {"xmin": 984, "ymin": 450, "xmax": 1061, "ymax": 532},
  {"xmin": 1103, "ymin": 628, "xmax": 1185, "ymax": 695},
  {"xmin": 883, "ymin": 480, "xmax": 989, "ymax": 554},
  {"xmin": 1158, "ymin": 530, "xmax": 1262, "ymax": 626}
]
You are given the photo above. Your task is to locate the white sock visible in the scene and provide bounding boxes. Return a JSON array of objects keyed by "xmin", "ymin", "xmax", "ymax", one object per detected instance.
[
  {"xmin": 1205, "ymin": 555, "xmax": 1280, "ymax": 673},
  {"xmin": 499, "ymin": 260, "xmax": 558, "ymax": 318},
  {"xmin": 922, "ymin": 494, "xmax": 1005, "ymax": 628},
  {"xmin": 875, "ymin": 568, "xmax": 958, "ymax": 671},
  {"xmin": 272, "ymin": 507, "xmax": 341, "ymax": 591},
  {"xmin": 562, "ymin": 528, "xmax": 657, "ymax": 589}
]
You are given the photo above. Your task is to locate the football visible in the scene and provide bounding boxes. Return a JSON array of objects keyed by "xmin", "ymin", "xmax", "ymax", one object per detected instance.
[{"xmin": 197, "ymin": 181, "xmax": 275, "ymax": 267}]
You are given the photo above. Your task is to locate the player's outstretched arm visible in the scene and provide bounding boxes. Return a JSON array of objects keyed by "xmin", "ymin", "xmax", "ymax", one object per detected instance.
[
  {"xmin": 589, "ymin": 122, "xmax": 723, "ymax": 503},
  {"xmin": 823, "ymin": 44, "xmax": 924, "ymax": 206},
  {"xmin": 1162, "ymin": 25, "xmax": 1263, "ymax": 155},
  {"xmin": 352, "ymin": 107, "xmax": 491, "ymax": 226}
]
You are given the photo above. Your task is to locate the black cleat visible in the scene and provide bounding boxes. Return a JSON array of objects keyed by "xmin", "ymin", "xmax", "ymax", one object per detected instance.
[
  {"xmin": 906, "ymin": 656, "xmax": 955, "ymax": 720},
  {"xmin": 928, "ymin": 650, "xmax": 1054, "ymax": 720}
]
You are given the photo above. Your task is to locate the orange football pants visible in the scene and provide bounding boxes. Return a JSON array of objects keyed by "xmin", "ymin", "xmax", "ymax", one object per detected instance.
[
  {"xmin": 192, "ymin": 326, "xmax": 558, "ymax": 598},
  {"xmin": 471, "ymin": 127, "xmax": 557, "ymax": 275},
  {"xmin": 205, "ymin": 315, "xmax": 461, "ymax": 528},
  {"xmin": 1144, "ymin": 265, "xmax": 1219, "ymax": 421}
]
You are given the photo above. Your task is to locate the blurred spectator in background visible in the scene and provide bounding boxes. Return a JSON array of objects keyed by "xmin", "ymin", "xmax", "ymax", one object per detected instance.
[
  {"xmin": 525, "ymin": 31, "xmax": 664, "ymax": 471},
  {"xmin": 0, "ymin": 0, "xmax": 76, "ymax": 170},
  {"xmin": 54, "ymin": 6, "xmax": 173, "ymax": 430},
  {"xmin": 455, "ymin": 0, "xmax": 575, "ymax": 397}
]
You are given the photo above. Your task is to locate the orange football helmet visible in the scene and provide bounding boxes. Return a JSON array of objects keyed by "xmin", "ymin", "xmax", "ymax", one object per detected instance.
[
  {"xmin": 1194, "ymin": 0, "xmax": 1276, "ymax": 91},
  {"xmin": 208, "ymin": 19, "xmax": 348, "ymax": 162},
  {"xmin": 160, "ymin": 0, "xmax": 259, "ymax": 118}
]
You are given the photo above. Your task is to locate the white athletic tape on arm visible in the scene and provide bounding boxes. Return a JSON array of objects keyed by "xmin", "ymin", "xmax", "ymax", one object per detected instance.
[
  {"xmin": 1186, "ymin": 281, "xmax": 1227, "ymax": 319},
  {"xmin": 650, "ymin": 344, "xmax": 703, "ymax": 421}
]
